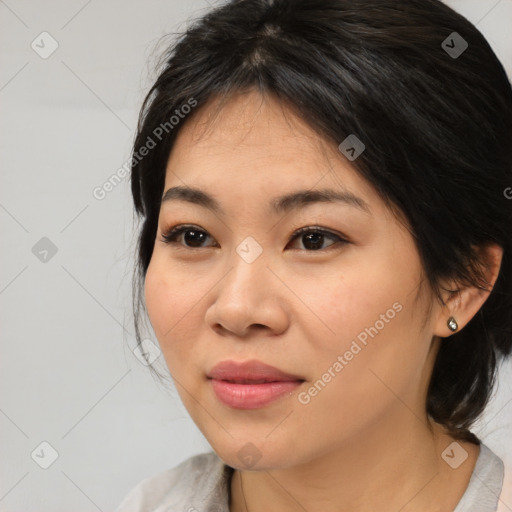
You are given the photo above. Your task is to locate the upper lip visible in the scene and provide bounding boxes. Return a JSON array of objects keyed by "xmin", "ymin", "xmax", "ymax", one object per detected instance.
[{"xmin": 208, "ymin": 359, "xmax": 305, "ymax": 383}]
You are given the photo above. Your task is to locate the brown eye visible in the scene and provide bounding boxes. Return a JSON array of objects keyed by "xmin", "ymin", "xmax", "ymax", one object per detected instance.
[
  {"xmin": 160, "ymin": 225, "xmax": 216, "ymax": 248},
  {"xmin": 160, "ymin": 224, "xmax": 349, "ymax": 252},
  {"xmin": 287, "ymin": 227, "xmax": 348, "ymax": 251}
]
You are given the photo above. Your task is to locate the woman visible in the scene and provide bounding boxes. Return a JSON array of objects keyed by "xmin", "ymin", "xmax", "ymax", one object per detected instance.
[{"xmin": 116, "ymin": 0, "xmax": 512, "ymax": 510}]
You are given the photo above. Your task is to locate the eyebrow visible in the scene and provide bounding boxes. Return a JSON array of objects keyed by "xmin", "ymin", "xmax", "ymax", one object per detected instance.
[{"xmin": 161, "ymin": 185, "xmax": 371, "ymax": 216}]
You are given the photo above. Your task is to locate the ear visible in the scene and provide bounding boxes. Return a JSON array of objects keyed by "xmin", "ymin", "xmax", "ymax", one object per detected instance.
[{"xmin": 433, "ymin": 243, "xmax": 503, "ymax": 337}]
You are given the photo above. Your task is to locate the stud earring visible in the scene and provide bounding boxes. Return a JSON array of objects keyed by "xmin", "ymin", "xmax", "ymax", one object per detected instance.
[{"xmin": 447, "ymin": 316, "xmax": 458, "ymax": 332}]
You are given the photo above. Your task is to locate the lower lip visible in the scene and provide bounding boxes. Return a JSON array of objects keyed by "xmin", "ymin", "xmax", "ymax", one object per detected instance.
[{"xmin": 209, "ymin": 379, "xmax": 303, "ymax": 409}]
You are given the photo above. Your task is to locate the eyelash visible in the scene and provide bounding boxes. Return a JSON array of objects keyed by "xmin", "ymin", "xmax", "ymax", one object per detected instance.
[{"xmin": 159, "ymin": 224, "xmax": 349, "ymax": 252}]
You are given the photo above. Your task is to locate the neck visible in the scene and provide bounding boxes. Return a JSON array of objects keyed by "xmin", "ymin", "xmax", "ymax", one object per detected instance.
[{"xmin": 229, "ymin": 416, "xmax": 479, "ymax": 512}]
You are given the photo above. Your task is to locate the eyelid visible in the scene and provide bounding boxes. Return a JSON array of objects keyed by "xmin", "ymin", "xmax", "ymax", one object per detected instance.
[
  {"xmin": 160, "ymin": 224, "xmax": 216, "ymax": 247},
  {"xmin": 159, "ymin": 223, "xmax": 350, "ymax": 251},
  {"xmin": 290, "ymin": 225, "xmax": 349, "ymax": 242}
]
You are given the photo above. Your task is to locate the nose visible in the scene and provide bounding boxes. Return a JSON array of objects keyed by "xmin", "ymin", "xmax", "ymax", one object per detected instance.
[{"xmin": 205, "ymin": 248, "xmax": 290, "ymax": 338}]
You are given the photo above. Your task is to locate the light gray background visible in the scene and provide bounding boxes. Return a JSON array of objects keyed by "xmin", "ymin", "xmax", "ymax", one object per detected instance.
[{"xmin": 1, "ymin": 1, "xmax": 511, "ymax": 511}]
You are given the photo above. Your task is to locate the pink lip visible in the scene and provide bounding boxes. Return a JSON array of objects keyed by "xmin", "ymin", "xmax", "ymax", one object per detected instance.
[{"xmin": 207, "ymin": 359, "xmax": 305, "ymax": 409}]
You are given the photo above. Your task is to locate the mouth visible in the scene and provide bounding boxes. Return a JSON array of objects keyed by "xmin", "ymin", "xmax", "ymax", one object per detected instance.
[
  {"xmin": 208, "ymin": 379, "xmax": 304, "ymax": 409},
  {"xmin": 207, "ymin": 359, "xmax": 305, "ymax": 382},
  {"xmin": 217, "ymin": 378, "xmax": 302, "ymax": 384},
  {"xmin": 207, "ymin": 359, "xmax": 305, "ymax": 409}
]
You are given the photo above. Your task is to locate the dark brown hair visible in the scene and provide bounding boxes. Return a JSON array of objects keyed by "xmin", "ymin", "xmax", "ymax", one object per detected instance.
[{"xmin": 130, "ymin": 0, "xmax": 512, "ymax": 444}]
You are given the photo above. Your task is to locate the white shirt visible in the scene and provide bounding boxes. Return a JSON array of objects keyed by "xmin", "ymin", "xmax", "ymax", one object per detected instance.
[{"xmin": 115, "ymin": 442, "xmax": 504, "ymax": 512}]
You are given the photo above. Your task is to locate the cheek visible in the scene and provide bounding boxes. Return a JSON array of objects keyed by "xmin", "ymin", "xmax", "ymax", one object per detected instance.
[
  {"xmin": 144, "ymin": 256, "xmax": 205, "ymax": 363},
  {"xmin": 145, "ymin": 259, "xmax": 174, "ymax": 337},
  {"xmin": 292, "ymin": 258, "xmax": 412, "ymax": 352},
  {"xmin": 293, "ymin": 285, "xmax": 427, "ymax": 446},
  {"xmin": 292, "ymin": 250, "xmax": 427, "ymax": 399}
]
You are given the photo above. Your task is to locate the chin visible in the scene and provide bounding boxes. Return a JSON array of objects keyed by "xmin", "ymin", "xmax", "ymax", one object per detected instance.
[{"xmin": 208, "ymin": 436, "xmax": 302, "ymax": 472}]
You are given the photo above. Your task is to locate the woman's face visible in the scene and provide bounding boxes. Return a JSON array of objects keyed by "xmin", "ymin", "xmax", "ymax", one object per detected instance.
[{"xmin": 144, "ymin": 90, "xmax": 444, "ymax": 470}]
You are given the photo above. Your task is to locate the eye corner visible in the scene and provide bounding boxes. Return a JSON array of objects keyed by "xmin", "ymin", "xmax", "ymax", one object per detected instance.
[{"xmin": 287, "ymin": 226, "xmax": 350, "ymax": 252}]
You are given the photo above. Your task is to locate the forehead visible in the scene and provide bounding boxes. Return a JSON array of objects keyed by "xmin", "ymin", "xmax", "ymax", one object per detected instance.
[
  {"xmin": 163, "ymin": 91, "xmax": 379, "ymax": 208},
  {"xmin": 169, "ymin": 92, "xmax": 329, "ymax": 165}
]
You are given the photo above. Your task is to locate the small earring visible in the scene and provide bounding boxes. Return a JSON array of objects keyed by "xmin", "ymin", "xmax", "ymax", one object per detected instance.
[{"xmin": 447, "ymin": 316, "xmax": 458, "ymax": 332}]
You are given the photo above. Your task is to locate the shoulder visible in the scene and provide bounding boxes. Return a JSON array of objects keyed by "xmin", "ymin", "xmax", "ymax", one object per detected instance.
[
  {"xmin": 114, "ymin": 451, "xmax": 233, "ymax": 512},
  {"xmin": 453, "ymin": 442, "xmax": 505, "ymax": 512}
]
